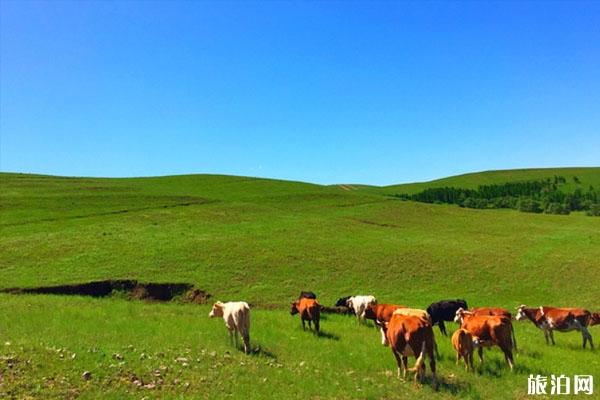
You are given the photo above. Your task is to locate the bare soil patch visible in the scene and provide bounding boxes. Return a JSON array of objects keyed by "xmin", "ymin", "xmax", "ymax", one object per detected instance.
[{"xmin": 0, "ymin": 280, "xmax": 211, "ymax": 303}]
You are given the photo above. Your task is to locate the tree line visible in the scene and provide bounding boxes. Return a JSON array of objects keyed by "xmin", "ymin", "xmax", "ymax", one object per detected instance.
[{"xmin": 394, "ymin": 176, "xmax": 600, "ymax": 216}]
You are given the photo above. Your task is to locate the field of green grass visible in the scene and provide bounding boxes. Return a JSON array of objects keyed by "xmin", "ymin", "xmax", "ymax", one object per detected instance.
[{"xmin": 1, "ymin": 168, "xmax": 599, "ymax": 399}]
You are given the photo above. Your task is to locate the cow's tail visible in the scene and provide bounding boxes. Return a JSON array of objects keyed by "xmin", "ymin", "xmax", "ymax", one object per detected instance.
[
  {"xmin": 409, "ymin": 341, "xmax": 428, "ymax": 374},
  {"xmin": 511, "ymin": 322, "xmax": 518, "ymax": 352}
]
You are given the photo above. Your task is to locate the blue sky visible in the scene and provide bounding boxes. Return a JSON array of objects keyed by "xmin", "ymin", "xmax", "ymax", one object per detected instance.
[{"xmin": 1, "ymin": 1, "xmax": 599, "ymax": 185}]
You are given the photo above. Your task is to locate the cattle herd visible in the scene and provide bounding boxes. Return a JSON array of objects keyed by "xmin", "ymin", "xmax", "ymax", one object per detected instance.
[{"xmin": 209, "ymin": 293, "xmax": 600, "ymax": 390}]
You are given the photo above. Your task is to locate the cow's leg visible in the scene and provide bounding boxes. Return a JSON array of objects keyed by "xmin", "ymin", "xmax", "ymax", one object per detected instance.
[
  {"xmin": 477, "ymin": 347, "xmax": 484, "ymax": 363},
  {"xmin": 302, "ymin": 319, "xmax": 306, "ymax": 331},
  {"xmin": 401, "ymin": 356, "xmax": 408, "ymax": 379},
  {"xmin": 455, "ymin": 351, "xmax": 461, "ymax": 365},
  {"xmin": 314, "ymin": 319, "xmax": 320, "ymax": 333},
  {"xmin": 502, "ymin": 346, "xmax": 515, "ymax": 370},
  {"xmin": 391, "ymin": 349, "xmax": 403, "ymax": 379},
  {"xmin": 549, "ymin": 329, "xmax": 556, "ymax": 345},
  {"xmin": 468, "ymin": 350, "xmax": 474, "ymax": 371},
  {"xmin": 228, "ymin": 328, "xmax": 234, "ymax": 345},
  {"xmin": 439, "ymin": 321, "xmax": 447, "ymax": 336},
  {"xmin": 429, "ymin": 348, "xmax": 437, "ymax": 389},
  {"xmin": 542, "ymin": 328, "xmax": 550, "ymax": 345},
  {"xmin": 240, "ymin": 329, "xmax": 250, "ymax": 354},
  {"xmin": 380, "ymin": 328, "xmax": 388, "ymax": 346},
  {"xmin": 581, "ymin": 326, "xmax": 593, "ymax": 349},
  {"xmin": 308, "ymin": 320, "xmax": 312, "ymax": 330}
]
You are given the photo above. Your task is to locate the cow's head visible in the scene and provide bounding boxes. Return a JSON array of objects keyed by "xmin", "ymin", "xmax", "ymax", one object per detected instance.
[
  {"xmin": 209, "ymin": 301, "xmax": 224, "ymax": 318},
  {"xmin": 346, "ymin": 297, "xmax": 354, "ymax": 309},
  {"xmin": 472, "ymin": 336, "xmax": 481, "ymax": 348},
  {"xmin": 290, "ymin": 301, "xmax": 299, "ymax": 315},
  {"xmin": 454, "ymin": 307, "xmax": 467, "ymax": 324},
  {"xmin": 515, "ymin": 305, "xmax": 528, "ymax": 321},
  {"xmin": 591, "ymin": 312, "xmax": 600, "ymax": 326}
]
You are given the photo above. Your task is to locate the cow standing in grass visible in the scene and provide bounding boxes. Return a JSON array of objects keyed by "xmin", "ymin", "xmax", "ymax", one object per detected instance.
[
  {"xmin": 291, "ymin": 297, "xmax": 321, "ymax": 333},
  {"xmin": 451, "ymin": 328, "xmax": 477, "ymax": 371},
  {"xmin": 515, "ymin": 305, "xmax": 594, "ymax": 349},
  {"xmin": 347, "ymin": 295, "xmax": 377, "ymax": 323},
  {"xmin": 209, "ymin": 301, "xmax": 251, "ymax": 354},
  {"xmin": 385, "ymin": 314, "xmax": 437, "ymax": 388},
  {"xmin": 454, "ymin": 308, "xmax": 515, "ymax": 370},
  {"xmin": 470, "ymin": 307, "xmax": 517, "ymax": 350},
  {"xmin": 426, "ymin": 299, "xmax": 468, "ymax": 336}
]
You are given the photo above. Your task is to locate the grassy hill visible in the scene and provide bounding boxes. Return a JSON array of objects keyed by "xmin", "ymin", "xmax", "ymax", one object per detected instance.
[
  {"xmin": 374, "ymin": 167, "xmax": 600, "ymax": 195},
  {"xmin": 1, "ymin": 168, "xmax": 600, "ymax": 399}
]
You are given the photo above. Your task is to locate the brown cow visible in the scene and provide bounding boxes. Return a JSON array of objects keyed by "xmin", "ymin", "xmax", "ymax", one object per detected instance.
[
  {"xmin": 385, "ymin": 314, "xmax": 437, "ymax": 388},
  {"xmin": 291, "ymin": 298, "xmax": 321, "ymax": 333},
  {"xmin": 364, "ymin": 304, "xmax": 406, "ymax": 345},
  {"xmin": 470, "ymin": 307, "xmax": 517, "ymax": 351},
  {"xmin": 454, "ymin": 308, "xmax": 515, "ymax": 370},
  {"xmin": 470, "ymin": 307, "xmax": 512, "ymax": 319},
  {"xmin": 451, "ymin": 328, "xmax": 477, "ymax": 371},
  {"xmin": 515, "ymin": 305, "xmax": 593, "ymax": 349}
]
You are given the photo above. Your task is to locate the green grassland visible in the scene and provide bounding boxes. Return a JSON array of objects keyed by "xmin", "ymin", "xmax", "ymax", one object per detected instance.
[{"xmin": 1, "ymin": 168, "xmax": 600, "ymax": 399}]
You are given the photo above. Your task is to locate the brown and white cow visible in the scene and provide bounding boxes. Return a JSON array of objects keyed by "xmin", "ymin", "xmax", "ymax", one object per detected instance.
[
  {"xmin": 364, "ymin": 304, "xmax": 406, "ymax": 345},
  {"xmin": 515, "ymin": 305, "xmax": 594, "ymax": 349},
  {"xmin": 451, "ymin": 328, "xmax": 478, "ymax": 371},
  {"xmin": 385, "ymin": 314, "xmax": 437, "ymax": 388},
  {"xmin": 454, "ymin": 308, "xmax": 515, "ymax": 370},
  {"xmin": 470, "ymin": 307, "xmax": 517, "ymax": 350},
  {"xmin": 291, "ymin": 297, "xmax": 321, "ymax": 333}
]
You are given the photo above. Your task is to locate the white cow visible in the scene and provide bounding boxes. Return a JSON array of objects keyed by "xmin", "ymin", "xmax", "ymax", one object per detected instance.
[
  {"xmin": 347, "ymin": 295, "xmax": 377, "ymax": 323},
  {"xmin": 209, "ymin": 301, "xmax": 251, "ymax": 354}
]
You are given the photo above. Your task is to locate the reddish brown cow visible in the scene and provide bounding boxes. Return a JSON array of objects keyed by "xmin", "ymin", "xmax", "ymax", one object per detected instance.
[
  {"xmin": 470, "ymin": 307, "xmax": 512, "ymax": 319},
  {"xmin": 290, "ymin": 298, "xmax": 321, "ymax": 333},
  {"xmin": 515, "ymin": 305, "xmax": 593, "ymax": 349},
  {"xmin": 454, "ymin": 308, "xmax": 515, "ymax": 370},
  {"xmin": 590, "ymin": 312, "xmax": 600, "ymax": 327},
  {"xmin": 470, "ymin": 307, "xmax": 517, "ymax": 350},
  {"xmin": 385, "ymin": 314, "xmax": 437, "ymax": 388},
  {"xmin": 364, "ymin": 304, "xmax": 406, "ymax": 345},
  {"xmin": 451, "ymin": 328, "xmax": 477, "ymax": 371}
]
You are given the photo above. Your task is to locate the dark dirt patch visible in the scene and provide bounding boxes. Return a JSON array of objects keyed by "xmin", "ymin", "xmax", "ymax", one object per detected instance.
[{"xmin": 0, "ymin": 280, "xmax": 211, "ymax": 303}]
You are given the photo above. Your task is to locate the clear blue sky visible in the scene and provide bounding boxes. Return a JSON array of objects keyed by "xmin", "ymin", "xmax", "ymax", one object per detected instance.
[{"xmin": 1, "ymin": 1, "xmax": 599, "ymax": 185}]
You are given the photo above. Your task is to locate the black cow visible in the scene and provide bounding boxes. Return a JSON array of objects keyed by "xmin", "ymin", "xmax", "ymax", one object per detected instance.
[
  {"xmin": 427, "ymin": 299, "xmax": 468, "ymax": 336},
  {"xmin": 335, "ymin": 296, "xmax": 355, "ymax": 314},
  {"xmin": 299, "ymin": 291, "xmax": 317, "ymax": 300}
]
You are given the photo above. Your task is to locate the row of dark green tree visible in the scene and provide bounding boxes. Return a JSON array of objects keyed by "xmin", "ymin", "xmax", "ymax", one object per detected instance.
[{"xmin": 394, "ymin": 176, "xmax": 600, "ymax": 216}]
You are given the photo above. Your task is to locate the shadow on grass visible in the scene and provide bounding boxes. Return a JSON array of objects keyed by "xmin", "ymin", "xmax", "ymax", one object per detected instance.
[
  {"xmin": 249, "ymin": 345, "xmax": 277, "ymax": 359},
  {"xmin": 316, "ymin": 330, "xmax": 340, "ymax": 341},
  {"xmin": 433, "ymin": 376, "xmax": 477, "ymax": 397}
]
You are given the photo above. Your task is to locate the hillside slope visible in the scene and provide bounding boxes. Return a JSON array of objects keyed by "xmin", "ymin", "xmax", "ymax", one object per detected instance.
[
  {"xmin": 1, "ymin": 169, "xmax": 599, "ymax": 308},
  {"xmin": 375, "ymin": 167, "xmax": 600, "ymax": 195}
]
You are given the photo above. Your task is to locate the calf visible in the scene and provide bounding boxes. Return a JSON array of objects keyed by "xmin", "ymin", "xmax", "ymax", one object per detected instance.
[
  {"xmin": 470, "ymin": 307, "xmax": 516, "ymax": 350},
  {"xmin": 347, "ymin": 295, "xmax": 378, "ymax": 323},
  {"xmin": 364, "ymin": 304, "xmax": 406, "ymax": 345},
  {"xmin": 426, "ymin": 299, "xmax": 468, "ymax": 336},
  {"xmin": 291, "ymin": 297, "xmax": 321, "ymax": 333},
  {"xmin": 385, "ymin": 314, "xmax": 437, "ymax": 388},
  {"xmin": 451, "ymin": 328, "xmax": 477, "ymax": 371},
  {"xmin": 454, "ymin": 308, "xmax": 514, "ymax": 370},
  {"xmin": 515, "ymin": 305, "xmax": 593, "ymax": 349},
  {"xmin": 209, "ymin": 301, "xmax": 251, "ymax": 354}
]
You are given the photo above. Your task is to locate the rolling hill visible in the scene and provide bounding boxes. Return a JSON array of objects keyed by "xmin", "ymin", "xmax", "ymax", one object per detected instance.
[{"xmin": 1, "ymin": 167, "xmax": 599, "ymax": 399}]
